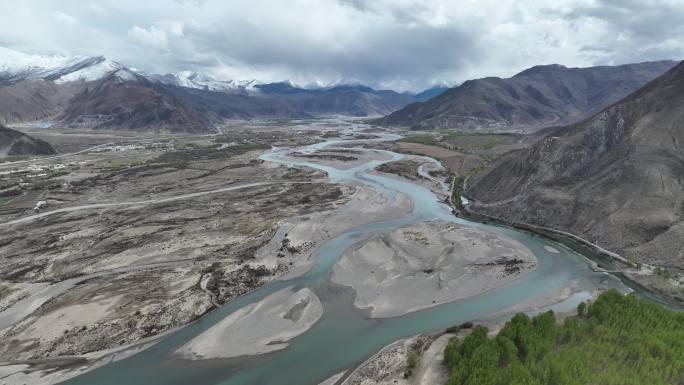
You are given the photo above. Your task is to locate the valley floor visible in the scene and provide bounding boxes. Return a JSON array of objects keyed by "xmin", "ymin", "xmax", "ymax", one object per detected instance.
[{"xmin": 0, "ymin": 119, "xmax": 652, "ymax": 385}]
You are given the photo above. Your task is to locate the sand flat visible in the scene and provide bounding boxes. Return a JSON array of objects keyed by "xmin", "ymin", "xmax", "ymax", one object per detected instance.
[
  {"xmin": 285, "ymin": 147, "xmax": 394, "ymax": 170},
  {"xmin": 544, "ymin": 245, "xmax": 561, "ymax": 254},
  {"xmin": 255, "ymin": 185, "xmax": 414, "ymax": 276},
  {"xmin": 332, "ymin": 220, "xmax": 538, "ymax": 318},
  {"xmin": 176, "ymin": 286, "xmax": 323, "ymax": 359}
]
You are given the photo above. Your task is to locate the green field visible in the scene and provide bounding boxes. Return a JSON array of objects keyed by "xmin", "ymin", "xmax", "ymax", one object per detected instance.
[{"xmin": 398, "ymin": 134, "xmax": 437, "ymax": 145}]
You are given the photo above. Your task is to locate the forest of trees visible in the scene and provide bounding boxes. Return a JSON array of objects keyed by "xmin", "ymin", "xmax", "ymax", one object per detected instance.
[{"xmin": 444, "ymin": 290, "xmax": 684, "ymax": 385}]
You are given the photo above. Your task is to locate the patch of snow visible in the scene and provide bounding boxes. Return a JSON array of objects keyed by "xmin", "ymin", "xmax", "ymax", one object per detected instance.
[
  {"xmin": 150, "ymin": 70, "xmax": 261, "ymax": 93},
  {"xmin": 0, "ymin": 46, "xmax": 82, "ymax": 76},
  {"xmin": 0, "ymin": 46, "xmax": 127, "ymax": 84},
  {"xmin": 0, "ymin": 46, "xmax": 141, "ymax": 85},
  {"xmin": 54, "ymin": 59, "xmax": 125, "ymax": 83},
  {"xmin": 114, "ymin": 69, "xmax": 138, "ymax": 82}
]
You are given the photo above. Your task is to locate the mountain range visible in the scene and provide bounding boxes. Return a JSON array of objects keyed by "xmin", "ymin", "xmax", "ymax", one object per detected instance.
[
  {"xmin": 467, "ymin": 60, "xmax": 684, "ymax": 269},
  {"xmin": 0, "ymin": 47, "xmax": 420, "ymax": 132},
  {"xmin": 375, "ymin": 61, "xmax": 678, "ymax": 132}
]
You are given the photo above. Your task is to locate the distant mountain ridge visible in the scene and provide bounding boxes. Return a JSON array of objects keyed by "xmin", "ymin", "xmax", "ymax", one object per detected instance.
[
  {"xmin": 467, "ymin": 60, "xmax": 684, "ymax": 268},
  {"xmin": 412, "ymin": 86, "xmax": 449, "ymax": 102},
  {"xmin": 0, "ymin": 48, "xmax": 680, "ymax": 133},
  {"xmin": 0, "ymin": 47, "xmax": 132, "ymax": 85},
  {"xmin": 0, "ymin": 47, "xmax": 422, "ymax": 132},
  {"xmin": 375, "ymin": 61, "xmax": 678, "ymax": 132}
]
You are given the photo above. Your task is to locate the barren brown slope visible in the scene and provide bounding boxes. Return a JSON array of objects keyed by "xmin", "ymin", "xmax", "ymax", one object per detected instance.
[
  {"xmin": 0, "ymin": 80, "xmax": 85, "ymax": 125},
  {"xmin": 376, "ymin": 61, "xmax": 677, "ymax": 132},
  {"xmin": 467, "ymin": 60, "xmax": 684, "ymax": 268},
  {"xmin": 0, "ymin": 124, "xmax": 56, "ymax": 157},
  {"xmin": 59, "ymin": 73, "xmax": 212, "ymax": 133}
]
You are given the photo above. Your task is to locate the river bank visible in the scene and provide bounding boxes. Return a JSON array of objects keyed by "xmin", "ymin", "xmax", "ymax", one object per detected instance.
[
  {"xmin": 457, "ymin": 205, "xmax": 684, "ymax": 308},
  {"xmin": 336, "ymin": 286, "xmax": 601, "ymax": 385}
]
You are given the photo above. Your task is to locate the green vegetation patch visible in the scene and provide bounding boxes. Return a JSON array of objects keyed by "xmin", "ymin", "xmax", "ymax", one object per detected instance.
[
  {"xmin": 155, "ymin": 143, "xmax": 270, "ymax": 168},
  {"xmin": 0, "ymin": 180, "xmax": 17, "ymax": 190},
  {"xmin": 444, "ymin": 290, "xmax": 684, "ymax": 385},
  {"xmin": 0, "ymin": 196, "xmax": 14, "ymax": 205},
  {"xmin": 655, "ymin": 267, "xmax": 674, "ymax": 279},
  {"xmin": 107, "ymin": 163, "xmax": 129, "ymax": 172},
  {"xmin": 452, "ymin": 176, "xmax": 465, "ymax": 209},
  {"xmin": 405, "ymin": 350, "xmax": 419, "ymax": 378},
  {"xmin": 208, "ymin": 143, "xmax": 270, "ymax": 160},
  {"xmin": 398, "ymin": 134, "xmax": 438, "ymax": 145}
]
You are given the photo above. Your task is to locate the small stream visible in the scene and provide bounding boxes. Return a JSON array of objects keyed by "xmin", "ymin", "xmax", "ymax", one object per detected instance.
[{"xmin": 62, "ymin": 133, "xmax": 629, "ymax": 385}]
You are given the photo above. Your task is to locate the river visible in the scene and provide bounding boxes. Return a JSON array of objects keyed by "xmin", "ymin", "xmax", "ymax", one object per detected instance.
[{"xmin": 61, "ymin": 132, "xmax": 628, "ymax": 385}]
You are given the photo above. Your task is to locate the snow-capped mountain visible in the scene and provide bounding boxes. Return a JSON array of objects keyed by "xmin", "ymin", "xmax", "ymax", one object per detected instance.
[
  {"xmin": 0, "ymin": 46, "xmax": 82, "ymax": 81},
  {"xmin": 302, "ymin": 78, "xmax": 365, "ymax": 90},
  {"xmin": 149, "ymin": 71, "xmax": 261, "ymax": 94},
  {"xmin": 54, "ymin": 57, "xmax": 135, "ymax": 83},
  {"xmin": 0, "ymin": 47, "xmax": 419, "ymax": 132},
  {"xmin": 0, "ymin": 47, "xmax": 137, "ymax": 85},
  {"xmin": 0, "ymin": 47, "xmax": 407, "ymax": 96}
]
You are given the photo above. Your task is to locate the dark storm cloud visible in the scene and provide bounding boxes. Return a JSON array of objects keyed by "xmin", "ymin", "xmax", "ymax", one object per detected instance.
[
  {"xmin": 0, "ymin": 0, "xmax": 682, "ymax": 91},
  {"xmin": 184, "ymin": 17, "xmax": 478, "ymax": 87},
  {"xmin": 557, "ymin": 0, "xmax": 684, "ymax": 65},
  {"xmin": 569, "ymin": 0, "xmax": 684, "ymax": 39}
]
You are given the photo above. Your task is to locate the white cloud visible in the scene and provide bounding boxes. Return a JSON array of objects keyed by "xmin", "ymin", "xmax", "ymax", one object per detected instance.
[
  {"xmin": 0, "ymin": 0, "xmax": 682, "ymax": 91},
  {"xmin": 128, "ymin": 25, "xmax": 170, "ymax": 51},
  {"xmin": 53, "ymin": 12, "xmax": 79, "ymax": 26}
]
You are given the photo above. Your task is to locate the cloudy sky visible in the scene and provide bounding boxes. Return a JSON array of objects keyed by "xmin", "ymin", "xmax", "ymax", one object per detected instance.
[{"xmin": 1, "ymin": 0, "xmax": 683, "ymax": 91}]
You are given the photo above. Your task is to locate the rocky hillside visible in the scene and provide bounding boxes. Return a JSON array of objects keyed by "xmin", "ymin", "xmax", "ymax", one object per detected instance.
[
  {"xmin": 59, "ymin": 72, "xmax": 212, "ymax": 133},
  {"xmin": 0, "ymin": 80, "xmax": 84, "ymax": 124},
  {"xmin": 0, "ymin": 124, "xmax": 56, "ymax": 157},
  {"xmin": 376, "ymin": 61, "xmax": 677, "ymax": 132},
  {"xmin": 466, "ymin": 60, "xmax": 684, "ymax": 268},
  {"xmin": 253, "ymin": 83, "xmax": 414, "ymax": 117}
]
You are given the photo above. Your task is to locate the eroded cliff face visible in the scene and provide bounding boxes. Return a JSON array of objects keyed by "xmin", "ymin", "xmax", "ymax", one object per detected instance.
[{"xmin": 467, "ymin": 61, "xmax": 684, "ymax": 268}]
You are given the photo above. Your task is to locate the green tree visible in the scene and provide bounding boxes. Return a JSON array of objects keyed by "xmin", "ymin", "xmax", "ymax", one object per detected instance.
[{"xmin": 443, "ymin": 290, "xmax": 684, "ymax": 385}]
